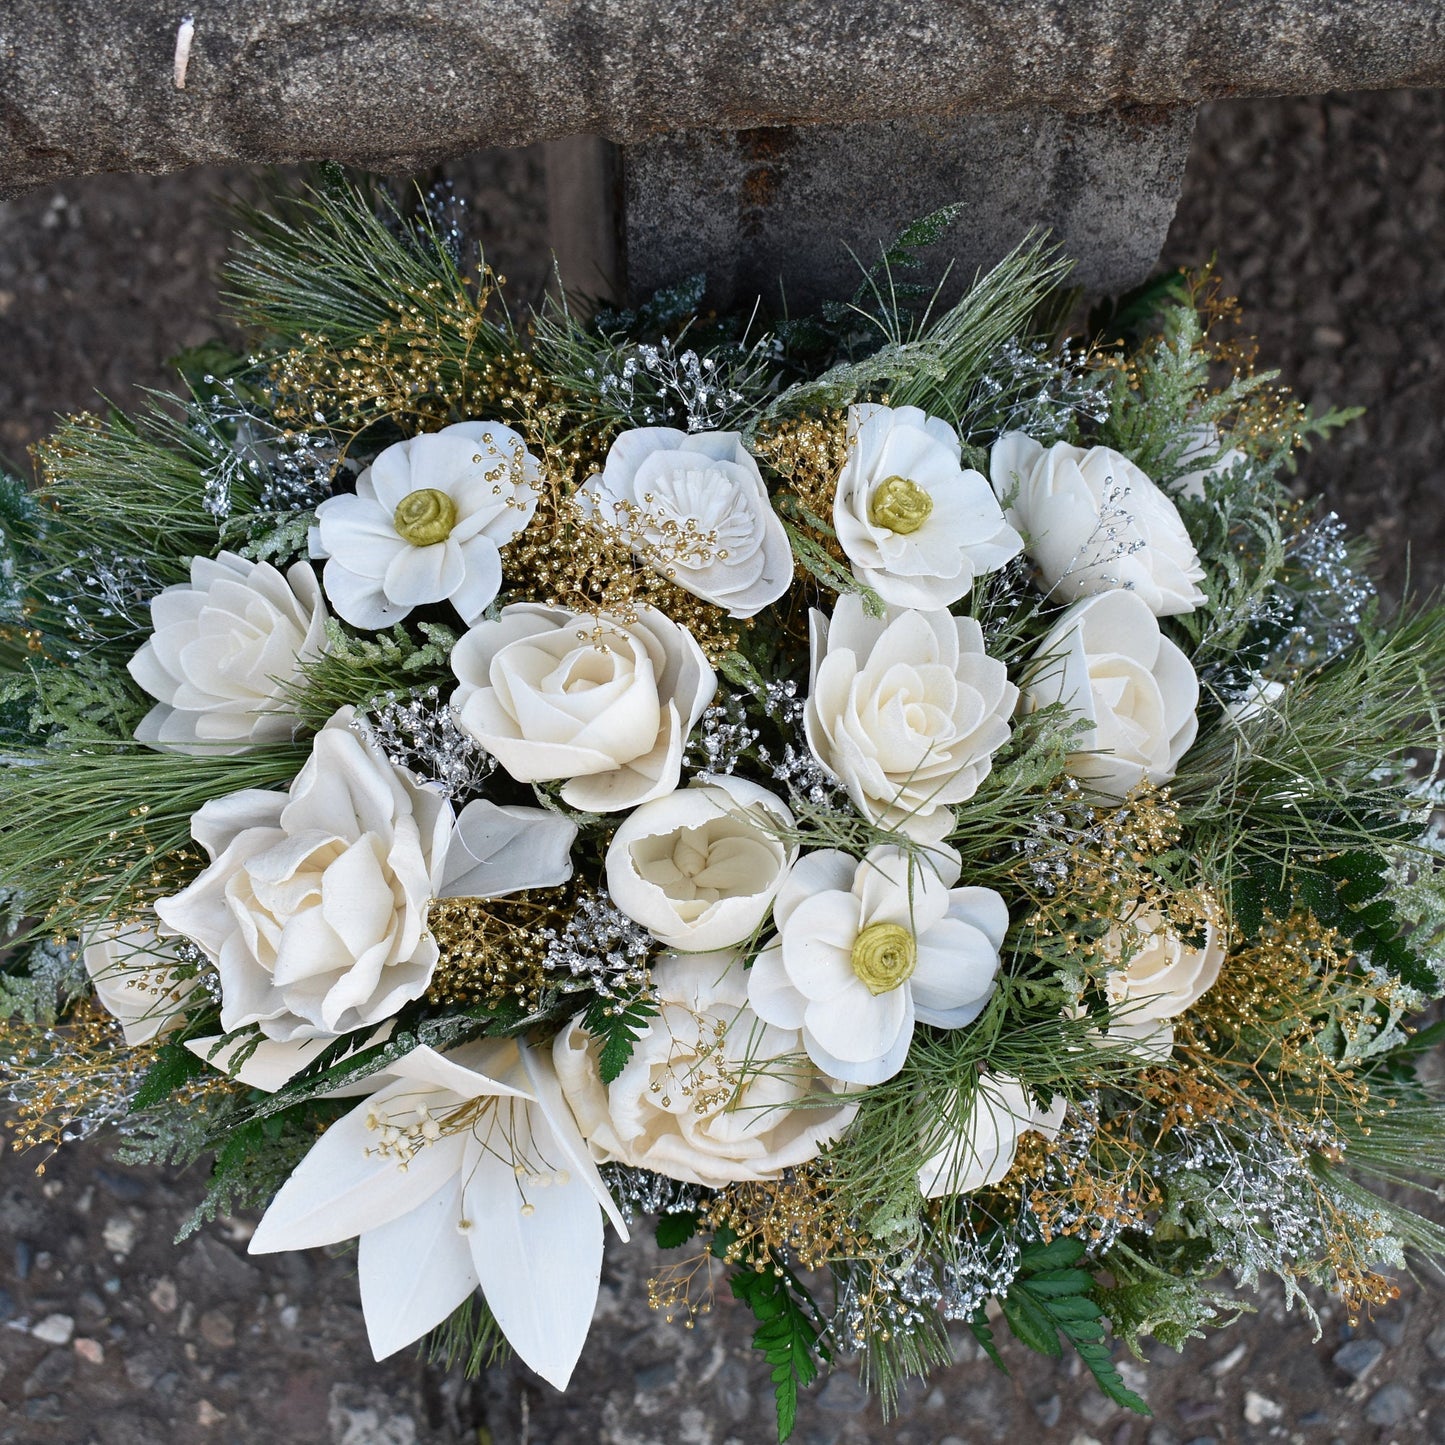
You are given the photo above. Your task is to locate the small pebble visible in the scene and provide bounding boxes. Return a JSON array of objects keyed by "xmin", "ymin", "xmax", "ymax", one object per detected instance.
[
  {"xmin": 102, "ymin": 1278, "xmax": 121, "ymax": 1296},
  {"xmin": 1332, "ymin": 1336, "xmax": 1385, "ymax": 1380},
  {"xmin": 1243, "ymin": 1391, "xmax": 1283, "ymax": 1425},
  {"xmin": 0, "ymin": 1286, "xmax": 15, "ymax": 1323},
  {"xmin": 1298, "ymin": 1410, "xmax": 1330, "ymax": 1426},
  {"xmin": 1363, "ymin": 1383, "xmax": 1415, "ymax": 1427},
  {"xmin": 73, "ymin": 1338, "xmax": 104, "ymax": 1365},
  {"xmin": 1032, "ymin": 1394, "xmax": 1062, "ymax": 1428},
  {"xmin": 196, "ymin": 1400, "xmax": 226, "ymax": 1427},
  {"xmin": 149, "ymin": 1277, "xmax": 178, "ymax": 1313},
  {"xmin": 199, "ymin": 1309, "xmax": 235, "ymax": 1349},
  {"xmin": 278, "ymin": 1305, "xmax": 300, "ymax": 1329},
  {"xmin": 30, "ymin": 1314, "xmax": 74, "ymax": 1346},
  {"xmin": 633, "ymin": 1359, "xmax": 675, "ymax": 1392},
  {"xmin": 1426, "ymin": 1322, "xmax": 1445, "ymax": 1361},
  {"xmin": 1374, "ymin": 1315, "xmax": 1406, "ymax": 1348},
  {"xmin": 1176, "ymin": 1400, "xmax": 1218, "ymax": 1424},
  {"xmin": 1207, "ymin": 1342, "xmax": 1247, "ymax": 1376},
  {"xmin": 101, "ymin": 1216, "xmax": 137, "ymax": 1258},
  {"xmin": 13, "ymin": 1240, "xmax": 33, "ymax": 1280}
]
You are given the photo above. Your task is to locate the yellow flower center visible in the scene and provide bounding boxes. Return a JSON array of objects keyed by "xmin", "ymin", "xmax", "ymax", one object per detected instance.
[
  {"xmin": 850, "ymin": 921, "xmax": 917, "ymax": 995},
  {"xmin": 393, "ymin": 488, "xmax": 458, "ymax": 546},
  {"xmin": 868, "ymin": 475, "xmax": 933, "ymax": 535}
]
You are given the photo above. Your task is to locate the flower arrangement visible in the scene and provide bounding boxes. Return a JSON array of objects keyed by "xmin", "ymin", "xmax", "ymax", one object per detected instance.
[{"xmin": 3, "ymin": 176, "xmax": 1444, "ymax": 1439}]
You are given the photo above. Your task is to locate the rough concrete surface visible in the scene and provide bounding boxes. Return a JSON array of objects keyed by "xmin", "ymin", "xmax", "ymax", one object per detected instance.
[
  {"xmin": 6, "ymin": 4, "xmax": 1445, "ymax": 196},
  {"xmin": 622, "ymin": 107, "xmax": 1196, "ymax": 308},
  {"xmin": 2, "ymin": 88, "xmax": 1445, "ymax": 1443}
]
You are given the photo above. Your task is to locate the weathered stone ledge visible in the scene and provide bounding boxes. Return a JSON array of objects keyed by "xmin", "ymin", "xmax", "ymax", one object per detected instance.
[{"xmin": 3, "ymin": 1, "xmax": 1444, "ymax": 196}]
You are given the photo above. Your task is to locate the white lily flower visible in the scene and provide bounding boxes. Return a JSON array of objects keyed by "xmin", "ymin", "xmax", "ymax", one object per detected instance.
[{"xmin": 249, "ymin": 1040, "xmax": 628, "ymax": 1388}]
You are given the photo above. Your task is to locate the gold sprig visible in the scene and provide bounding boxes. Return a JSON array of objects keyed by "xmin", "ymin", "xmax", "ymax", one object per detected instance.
[{"xmin": 424, "ymin": 885, "xmax": 575, "ymax": 1010}]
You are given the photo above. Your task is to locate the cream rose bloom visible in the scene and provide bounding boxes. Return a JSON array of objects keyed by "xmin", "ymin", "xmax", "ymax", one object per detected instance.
[
  {"xmin": 917, "ymin": 1072, "xmax": 1067, "ymax": 1197},
  {"xmin": 82, "ymin": 924, "xmax": 195, "ymax": 1046},
  {"xmin": 835, "ymin": 404, "xmax": 1022, "ymax": 609},
  {"xmin": 451, "ymin": 603, "xmax": 715, "ymax": 813},
  {"xmin": 127, "ymin": 552, "xmax": 328, "ymax": 753},
  {"xmin": 579, "ymin": 428, "xmax": 792, "ymax": 618},
  {"xmin": 1095, "ymin": 909, "xmax": 1225, "ymax": 1061},
  {"xmin": 153, "ymin": 709, "xmax": 452, "ymax": 1041},
  {"xmin": 555, "ymin": 950, "xmax": 857, "ymax": 1188},
  {"xmin": 1025, "ymin": 590, "xmax": 1199, "ymax": 800},
  {"xmin": 313, "ymin": 420, "xmax": 541, "ymax": 629},
  {"xmin": 605, "ymin": 776, "xmax": 796, "ymax": 952},
  {"xmin": 749, "ymin": 845, "xmax": 1005, "ymax": 1086},
  {"xmin": 991, "ymin": 433, "xmax": 1206, "ymax": 616},
  {"xmin": 804, "ymin": 595, "xmax": 1016, "ymax": 844}
]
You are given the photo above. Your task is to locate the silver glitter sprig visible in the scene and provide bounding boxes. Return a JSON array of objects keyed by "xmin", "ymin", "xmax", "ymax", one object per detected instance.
[
  {"xmin": 354, "ymin": 687, "xmax": 495, "ymax": 802},
  {"xmin": 600, "ymin": 1164, "xmax": 703, "ymax": 1224},
  {"xmin": 540, "ymin": 889, "xmax": 653, "ymax": 1000}
]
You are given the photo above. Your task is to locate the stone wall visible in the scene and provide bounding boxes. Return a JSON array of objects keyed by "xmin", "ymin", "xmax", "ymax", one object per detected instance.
[{"xmin": 4, "ymin": 1, "xmax": 1445, "ymax": 197}]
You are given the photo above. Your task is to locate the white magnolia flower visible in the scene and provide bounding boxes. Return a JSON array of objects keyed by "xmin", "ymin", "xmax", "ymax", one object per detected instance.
[
  {"xmin": 451, "ymin": 603, "xmax": 716, "ymax": 813},
  {"xmin": 313, "ymin": 420, "xmax": 541, "ymax": 629},
  {"xmin": 991, "ymin": 432, "xmax": 1206, "ymax": 616},
  {"xmin": 1173, "ymin": 423, "xmax": 1246, "ymax": 502},
  {"xmin": 917, "ymin": 1072, "xmax": 1067, "ymax": 1197},
  {"xmin": 1095, "ymin": 909, "xmax": 1226, "ymax": 1061},
  {"xmin": 1025, "ymin": 590, "xmax": 1199, "ymax": 800},
  {"xmin": 555, "ymin": 950, "xmax": 856, "ymax": 1188},
  {"xmin": 82, "ymin": 924, "xmax": 195, "ymax": 1046},
  {"xmin": 250, "ymin": 1040, "xmax": 628, "ymax": 1387},
  {"xmin": 605, "ymin": 776, "xmax": 796, "ymax": 952},
  {"xmin": 579, "ymin": 427, "xmax": 791, "ymax": 618},
  {"xmin": 748, "ymin": 845, "xmax": 1004, "ymax": 1086},
  {"xmin": 834, "ymin": 404, "xmax": 1022, "ymax": 609},
  {"xmin": 154, "ymin": 710, "xmax": 577, "ymax": 1041},
  {"xmin": 805, "ymin": 595, "xmax": 1016, "ymax": 843},
  {"xmin": 183, "ymin": 1029, "xmax": 390, "ymax": 1093},
  {"xmin": 127, "ymin": 552, "xmax": 328, "ymax": 753}
]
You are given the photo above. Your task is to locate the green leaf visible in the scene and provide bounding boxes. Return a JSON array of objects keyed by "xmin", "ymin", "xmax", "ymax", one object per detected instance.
[
  {"xmin": 996, "ymin": 1244, "xmax": 1151, "ymax": 1418},
  {"xmin": 582, "ymin": 989, "xmax": 660, "ymax": 1084},
  {"xmin": 129, "ymin": 1040, "xmax": 208, "ymax": 1113},
  {"xmin": 655, "ymin": 1211, "xmax": 699, "ymax": 1249},
  {"xmin": 730, "ymin": 1258, "xmax": 831, "ymax": 1442}
]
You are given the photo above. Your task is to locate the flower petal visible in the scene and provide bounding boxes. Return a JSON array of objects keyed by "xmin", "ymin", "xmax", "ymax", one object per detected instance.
[{"xmin": 358, "ymin": 1174, "xmax": 481, "ymax": 1360}]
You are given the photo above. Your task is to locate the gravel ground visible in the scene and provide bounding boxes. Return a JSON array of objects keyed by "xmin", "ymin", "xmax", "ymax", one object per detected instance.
[{"xmin": 3, "ymin": 90, "xmax": 1445, "ymax": 1445}]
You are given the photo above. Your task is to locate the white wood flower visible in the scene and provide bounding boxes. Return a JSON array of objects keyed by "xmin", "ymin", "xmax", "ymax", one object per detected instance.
[
  {"xmin": 127, "ymin": 551, "xmax": 328, "ymax": 753},
  {"xmin": 835, "ymin": 404, "xmax": 1022, "ymax": 609},
  {"xmin": 155, "ymin": 710, "xmax": 577, "ymax": 1042},
  {"xmin": 451, "ymin": 602, "xmax": 716, "ymax": 813},
  {"xmin": 917, "ymin": 1072, "xmax": 1067, "ymax": 1197},
  {"xmin": 312, "ymin": 420, "xmax": 541, "ymax": 628},
  {"xmin": 748, "ymin": 845, "xmax": 1005, "ymax": 1086},
  {"xmin": 249, "ymin": 1040, "xmax": 628, "ymax": 1387},
  {"xmin": 555, "ymin": 950, "xmax": 857, "ymax": 1187},
  {"xmin": 579, "ymin": 427, "xmax": 792, "ymax": 618},
  {"xmin": 804, "ymin": 595, "xmax": 1017, "ymax": 843},
  {"xmin": 82, "ymin": 924, "xmax": 195, "ymax": 1046},
  {"xmin": 1024, "ymin": 590, "xmax": 1199, "ymax": 800},
  {"xmin": 604, "ymin": 775, "xmax": 796, "ymax": 951},
  {"xmin": 991, "ymin": 432, "xmax": 1206, "ymax": 616},
  {"xmin": 1094, "ymin": 908, "xmax": 1226, "ymax": 1061}
]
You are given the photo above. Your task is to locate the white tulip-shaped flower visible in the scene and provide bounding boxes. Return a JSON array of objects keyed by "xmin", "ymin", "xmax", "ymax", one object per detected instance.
[
  {"xmin": 1095, "ymin": 909, "xmax": 1226, "ymax": 1061},
  {"xmin": 82, "ymin": 924, "xmax": 195, "ymax": 1046},
  {"xmin": 605, "ymin": 776, "xmax": 796, "ymax": 952},
  {"xmin": 917, "ymin": 1072, "xmax": 1067, "ymax": 1197},
  {"xmin": 1024, "ymin": 590, "xmax": 1199, "ymax": 800},
  {"xmin": 805, "ymin": 595, "xmax": 1017, "ymax": 844},
  {"xmin": 250, "ymin": 1040, "xmax": 628, "ymax": 1387},
  {"xmin": 451, "ymin": 602, "xmax": 716, "ymax": 813},
  {"xmin": 555, "ymin": 950, "xmax": 857, "ymax": 1187},
  {"xmin": 579, "ymin": 427, "xmax": 792, "ymax": 618},
  {"xmin": 155, "ymin": 710, "xmax": 578, "ymax": 1042},
  {"xmin": 748, "ymin": 845, "xmax": 1005, "ymax": 1086},
  {"xmin": 127, "ymin": 551, "xmax": 329, "ymax": 753},
  {"xmin": 313, "ymin": 420, "xmax": 541, "ymax": 629},
  {"xmin": 835, "ymin": 404, "xmax": 1022, "ymax": 609},
  {"xmin": 991, "ymin": 432, "xmax": 1206, "ymax": 616}
]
